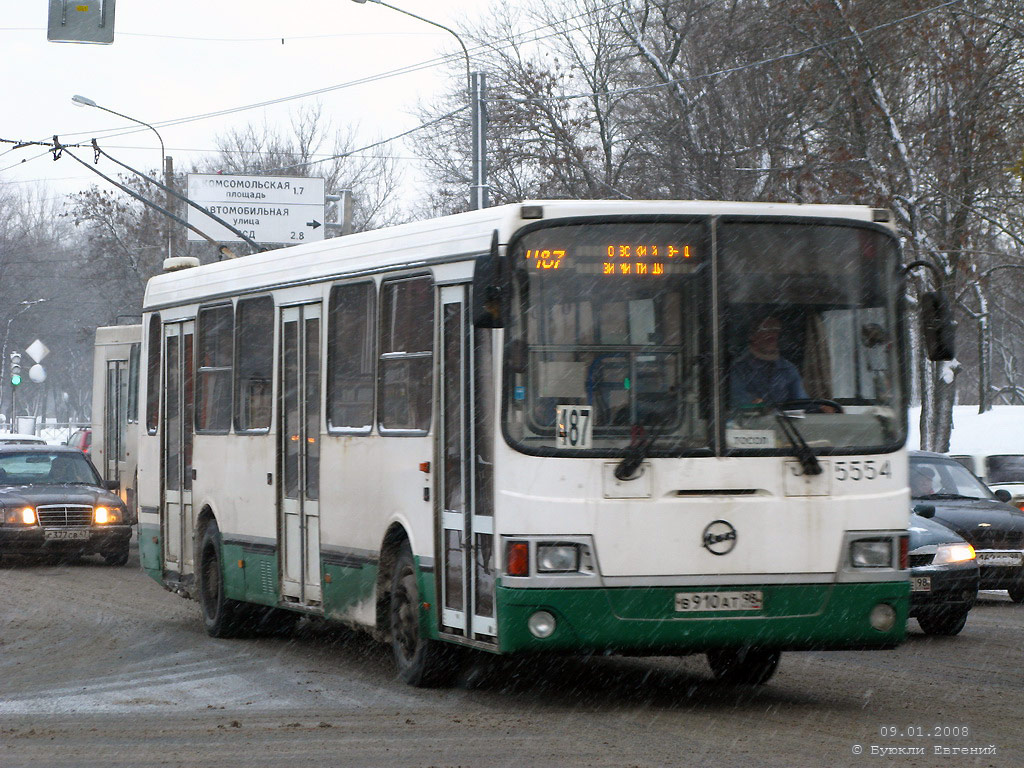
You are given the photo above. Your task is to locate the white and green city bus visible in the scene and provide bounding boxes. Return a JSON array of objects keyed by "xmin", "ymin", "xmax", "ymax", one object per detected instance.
[{"xmin": 137, "ymin": 200, "xmax": 938, "ymax": 686}]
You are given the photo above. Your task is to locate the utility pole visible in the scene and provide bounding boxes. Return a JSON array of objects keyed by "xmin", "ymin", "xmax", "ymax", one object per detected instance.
[
  {"xmin": 9, "ymin": 351, "xmax": 21, "ymax": 428},
  {"xmin": 165, "ymin": 155, "xmax": 175, "ymax": 260},
  {"xmin": 351, "ymin": 0, "xmax": 489, "ymax": 209},
  {"xmin": 470, "ymin": 72, "xmax": 488, "ymax": 210}
]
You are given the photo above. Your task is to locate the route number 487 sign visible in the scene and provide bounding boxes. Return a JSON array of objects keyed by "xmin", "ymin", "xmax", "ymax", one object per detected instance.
[{"xmin": 557, "ymin": 405, "xmax": 593, "ymax": 449}]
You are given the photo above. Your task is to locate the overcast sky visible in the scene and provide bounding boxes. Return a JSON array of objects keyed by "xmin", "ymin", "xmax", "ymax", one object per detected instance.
[{"xmin": 1, "ymin": 0, "xmax": 485, "ymax": 203}]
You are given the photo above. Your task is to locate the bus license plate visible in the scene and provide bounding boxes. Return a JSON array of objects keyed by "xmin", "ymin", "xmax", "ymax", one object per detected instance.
[
  {"xmin": 911, "ymin": 576, "xmax": 931, "ymax": 592},
  {"xmin": 43, "ymin": 529, "xmax": 89, "ymax": 541},
  {"xmin": 675, "ymin": 591, "xmax": 763, "ymax": 612}
]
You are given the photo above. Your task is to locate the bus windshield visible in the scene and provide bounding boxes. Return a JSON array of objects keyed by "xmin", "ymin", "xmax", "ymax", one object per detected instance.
[
  {"xmin": 505, "ymin": 221, "xmax": 710, "ymax": 454},
  {"xmin": 720, "ymin": 221, "xmax": 904, "ymax": 454},
  {"xmin": 504, "ymin": 218, "xmax": 904, "ymax": 456}
]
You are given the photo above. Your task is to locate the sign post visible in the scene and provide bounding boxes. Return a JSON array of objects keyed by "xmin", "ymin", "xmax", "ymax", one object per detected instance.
[{"xmin": 186, "ymin": 174, "xmax": 326, "ymax": 247}]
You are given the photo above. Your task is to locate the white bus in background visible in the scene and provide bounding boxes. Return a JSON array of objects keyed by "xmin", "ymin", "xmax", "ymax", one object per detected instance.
[
  {"xmin": 136, "ymin": 200, "xmax": 951, "ymax": 687},
  {"xmin": 91, "ymin": 324, "xmax": 142, "ymax": 515}
]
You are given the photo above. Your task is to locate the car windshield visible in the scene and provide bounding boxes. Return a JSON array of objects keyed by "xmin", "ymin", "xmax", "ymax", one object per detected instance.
[
  {"xmin": 0, "ymin": 452, "xmax": 99, "ymax": 486},
  {"xmin": 910, "ymin": 456, "xmax": 993, "ymax": 500}
]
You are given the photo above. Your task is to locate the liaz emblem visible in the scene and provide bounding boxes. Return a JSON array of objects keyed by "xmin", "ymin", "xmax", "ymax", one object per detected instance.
[{"xmin": 702, "ymin": 520, "xmax": 737, "ymax": 555}]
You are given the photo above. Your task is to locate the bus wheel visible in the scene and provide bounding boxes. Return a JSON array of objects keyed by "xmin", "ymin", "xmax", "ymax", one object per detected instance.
[
  {"xmin": 199, "ymin": 520, "xmax": 244, "ymax": 638},
  {"xmin": 389, "ymin": 543, "xmax": 459, "ymax": 687},
  {"xmin": 706, "ymin": 647, "xmax": 780, "ymax": 685}
]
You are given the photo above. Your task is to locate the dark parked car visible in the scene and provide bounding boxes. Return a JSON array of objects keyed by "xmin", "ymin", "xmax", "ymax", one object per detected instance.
[
  {"xmin": 0, "ymin": 445, "xmax": 133, "ymax": 565},
  {"xmin": 908, "ymin": 511, "xmax": 979, "ymax": 635},
  {"xmin": 910, "ymin": 450, "xmax": 1024, "ymax": 603}
]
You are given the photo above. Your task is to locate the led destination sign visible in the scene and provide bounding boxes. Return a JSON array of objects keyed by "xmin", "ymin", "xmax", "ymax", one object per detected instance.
[{"xmin": 523, "ymin": 242, "xmax": 696, "ymax": 277}]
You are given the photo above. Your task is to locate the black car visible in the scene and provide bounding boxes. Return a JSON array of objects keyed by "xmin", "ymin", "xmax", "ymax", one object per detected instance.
[
  {"xmin": 908, "ymin": 511, "xmax": 979, "ymax": 635},
  {"xmin": 0, "ymin": 445, "xmax": 133, "ymax": 566},
  {"xmin": 910, "ymin": 450, "xmax": 1024, "ymax": 603}
]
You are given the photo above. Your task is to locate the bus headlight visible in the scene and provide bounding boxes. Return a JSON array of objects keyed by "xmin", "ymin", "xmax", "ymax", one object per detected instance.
[
  {"xmin": 850, "ymin": 539, "xmax": 892, "ymax": 568},
  {"xmin": 536, "ymin": 544, "xmax": 580, "ymax": 573}
]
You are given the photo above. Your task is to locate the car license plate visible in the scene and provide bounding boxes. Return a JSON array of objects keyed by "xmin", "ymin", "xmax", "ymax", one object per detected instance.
[
  {"xmin": 43, "ymin": 529, "xmax": 89, "ymax": 541},
  {"xmin": 976, "ymin": 551, "xmax": 1024, "ymax": 567},
  {"xmin": 911, "ymin": 576, "xmax": 931, "ymax": 592},
  {"xmin": 675, "ymin": 591, "xmax": 763, "ymax": 612}
]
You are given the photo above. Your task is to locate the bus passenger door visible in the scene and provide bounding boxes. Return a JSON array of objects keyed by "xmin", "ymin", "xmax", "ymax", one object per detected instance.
[
  {"xmin": 162, "ymin": 321, "xmax": 194, "ymax": 580},
  {"xmin": 104, "ymin": 359, "xmax": 128, "ymax": 485},
  {"xmin": 438, "ymin": 285, "xmax": 497, "ymax": 643},
  {"xmin": 278, "ymin": 304, "xmax": 322, "ymax": 606}
]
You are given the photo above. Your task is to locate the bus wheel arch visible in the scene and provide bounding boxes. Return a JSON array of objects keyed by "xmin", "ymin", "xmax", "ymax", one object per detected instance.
[
  {"xmin": 376, "ymin": 523, "xmax": 411, "ymax": 640},
  {"xmin": 197, "ymin": 511, "xmax": 245, "ymax": 638},
  {"xmin": 377, "ymin": 523, "xmax": 459, "ymax": 687}
]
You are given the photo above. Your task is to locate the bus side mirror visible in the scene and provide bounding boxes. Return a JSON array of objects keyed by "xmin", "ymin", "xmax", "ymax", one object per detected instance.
[
  {"xmin": 920, "ymin": 291, "xmax": 955, "ymax": 361},
  {"xmin": 473, "ymin": 230, "xmax": 510, "ymax": 329}
]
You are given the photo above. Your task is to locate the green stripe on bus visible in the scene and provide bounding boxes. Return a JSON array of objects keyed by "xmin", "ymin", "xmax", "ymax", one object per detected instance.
[
  {"xmin": 138, "ymin": 522, "xmax": 162, "ymax": 580},
  {"xmin": 494, "ymin": 582, "xmax": 908, "ymax": 654}
]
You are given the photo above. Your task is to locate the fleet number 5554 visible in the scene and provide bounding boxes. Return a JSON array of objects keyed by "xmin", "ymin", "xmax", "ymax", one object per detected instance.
[{"xmin": 834, "ymin": 459, "xmax": 891, "ymax": 482}]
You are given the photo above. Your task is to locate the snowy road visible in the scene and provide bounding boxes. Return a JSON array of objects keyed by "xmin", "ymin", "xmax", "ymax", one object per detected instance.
[{"xmin": 1, "ymin": 544, "xmax": 1021, "ymax": 767}]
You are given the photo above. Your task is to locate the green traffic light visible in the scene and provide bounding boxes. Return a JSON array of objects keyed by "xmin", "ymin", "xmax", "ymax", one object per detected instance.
[{"xmin": 11, "ymin": 374, "xmax": 21, "ymax": 386}]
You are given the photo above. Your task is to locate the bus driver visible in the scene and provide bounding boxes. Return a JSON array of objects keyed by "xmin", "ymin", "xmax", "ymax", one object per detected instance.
[{"xmin": 729, "ymin": 315, "xmax": 809, "ymax": 408}]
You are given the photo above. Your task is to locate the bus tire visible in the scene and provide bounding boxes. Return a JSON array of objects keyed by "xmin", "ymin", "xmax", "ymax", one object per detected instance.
[
  {"xmin": 198, "ymin": 520, "xmax": 245, "ymax": 638},
  {"xmin": 707, "ymin": 647, "xmax": 781, "ymax": 685},
  {"xmin": 389, "ymin": 542, "xmax": 459, "ymax": 687}
]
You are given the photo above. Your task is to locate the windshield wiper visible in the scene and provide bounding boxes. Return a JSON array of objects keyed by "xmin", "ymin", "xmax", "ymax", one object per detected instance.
[
  {"xmin": 615, "ymin": 424, "xmax": 659, "ymax": 481},
  {"xmin": 771, "ymin": 405, "xmax": 822, "ymax": 476},
  {"xmin": 915, "ymin": 493, "xmax": 982, "ymax": 501}
]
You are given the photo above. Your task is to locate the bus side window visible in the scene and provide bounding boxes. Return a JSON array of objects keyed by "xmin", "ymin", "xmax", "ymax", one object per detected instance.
[
  {"xmin": 234, "ymin": 296, "xmax": 274, "ymax": 432},
  {"xmin": 196, "ymin": 304, "xmax": 234, "ymax": 433},
  {"xmin": 378, "ymin": 276, "xmax": 434, "ymax": 432},
  {"xmin": 327, "ymin": 282, "xmax": 376, "ymax": 432},
  {"xmin": 145, "ymin": 314, "xmax": 161, "ymax": 435}
]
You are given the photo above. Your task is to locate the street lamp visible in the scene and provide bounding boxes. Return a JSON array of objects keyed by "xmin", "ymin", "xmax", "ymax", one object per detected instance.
[
  {"xmin": 351, "ymin": 0, "xmax": 488, "ymax": 209},
  {"xmin": 72, "ymin": 94, "xmax": 173, "ymax": 259},
  {"xmin": 71, "ymin": 94, "xmax": 165, "ymax": 177}
]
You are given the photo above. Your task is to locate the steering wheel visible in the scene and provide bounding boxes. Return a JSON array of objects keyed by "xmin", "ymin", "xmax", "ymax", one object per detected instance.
[{"xmin": 778, "ymin": 399, "xmax": 844, "ymax": 414}]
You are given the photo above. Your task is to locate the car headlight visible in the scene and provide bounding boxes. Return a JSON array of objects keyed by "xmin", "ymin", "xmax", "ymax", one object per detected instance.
[
  {"xmin": 94, "ymin": 506, "xmax": 122, "ymax": 524},
  {"xmin": 3, "ymin": 507, "xmax": 36, "ymax": 525},
  {"xmin": 850, "ymin": 539, "xmax": 893, "ymax": 568},
  {"xmin": 933, "ymin": 542, "xmax": 976, "ymax": 565}
]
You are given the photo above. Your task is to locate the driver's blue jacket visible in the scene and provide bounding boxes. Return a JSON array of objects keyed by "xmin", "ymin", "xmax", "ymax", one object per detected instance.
[{"xmin": 729, "ymin": 352, "xmax": 808, "ymax": 407}]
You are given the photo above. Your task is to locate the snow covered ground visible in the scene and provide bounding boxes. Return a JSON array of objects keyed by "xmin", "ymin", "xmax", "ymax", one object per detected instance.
[{"xmin": 908, "ymin": 405, "xmax": 1024, "ymax": 454}]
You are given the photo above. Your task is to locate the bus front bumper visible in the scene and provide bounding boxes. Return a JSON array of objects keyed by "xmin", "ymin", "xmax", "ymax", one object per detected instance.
[{"xmin": 495, "ymin": 581, "xmax": 908, "ymax": 654}]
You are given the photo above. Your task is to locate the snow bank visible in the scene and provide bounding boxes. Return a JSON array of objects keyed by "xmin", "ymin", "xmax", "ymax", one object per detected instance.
[{"xmin": 908, "ymin": 405, "xmax": 1024, "ymax": 454}]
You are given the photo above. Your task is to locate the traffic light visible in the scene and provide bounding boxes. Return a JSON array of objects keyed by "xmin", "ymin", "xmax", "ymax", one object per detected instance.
[{"xmin": 10, "ymin": 351, "xmax": 21, "ymax": 387}]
